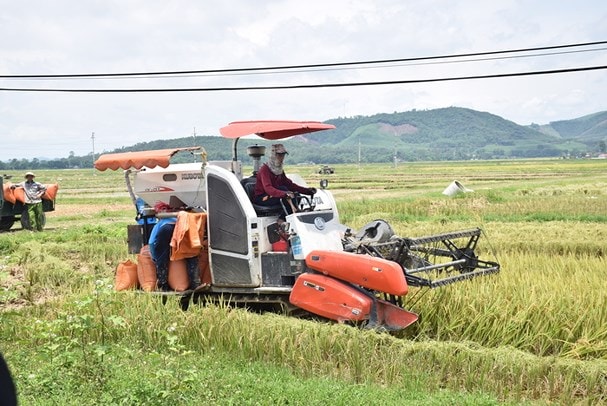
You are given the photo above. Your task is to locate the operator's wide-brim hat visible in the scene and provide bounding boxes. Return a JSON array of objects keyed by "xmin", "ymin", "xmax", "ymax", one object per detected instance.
[
  {"xmin": 24, "ymin": 172, "xmax": 35, "ymax": 178},
  {"xmin": 272, "ymin": 144, "xmax": 289, "ymax": 155}
]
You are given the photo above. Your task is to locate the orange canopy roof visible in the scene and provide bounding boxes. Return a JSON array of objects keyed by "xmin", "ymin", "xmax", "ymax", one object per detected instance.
[
  {"xmin": 219, "ymin": 120, "xmax": 335, "ymax": 140},
  {"xmin": 94, "ymin": 147, "xmax": 201, "ymax": 171}
]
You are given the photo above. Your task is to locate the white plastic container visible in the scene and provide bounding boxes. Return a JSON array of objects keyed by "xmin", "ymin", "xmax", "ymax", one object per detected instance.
[{"xmin": 442, "ymin": 180, "xmax": 473, "ymax": 197}]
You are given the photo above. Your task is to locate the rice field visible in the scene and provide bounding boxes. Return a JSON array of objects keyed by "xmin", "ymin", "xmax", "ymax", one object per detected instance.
[{"xmin": 1, "ymin": 158, "xmax": 606, "ymax": 404}]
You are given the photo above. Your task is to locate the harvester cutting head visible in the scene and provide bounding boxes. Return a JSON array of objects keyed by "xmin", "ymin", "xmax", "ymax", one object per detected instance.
[{"xmin": 287, "ymin": 217, "xmax": 499, "ymax": 331}]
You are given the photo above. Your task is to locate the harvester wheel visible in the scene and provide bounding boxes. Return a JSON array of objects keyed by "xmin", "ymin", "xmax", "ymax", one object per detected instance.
[{"xmin": 0, "ymin": 216, "xmax": 15, "ymax": 232}]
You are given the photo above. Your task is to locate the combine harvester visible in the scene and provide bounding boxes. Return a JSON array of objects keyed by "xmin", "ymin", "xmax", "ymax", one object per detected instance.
[{"xmin": 95, "ymin": 121, "xmax": 500, "ymax": 332}]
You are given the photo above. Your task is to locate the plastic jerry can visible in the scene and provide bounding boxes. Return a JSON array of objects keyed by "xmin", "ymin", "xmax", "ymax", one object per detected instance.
[{"xmin": 290, "ymin": 235, "xmax": 302, "ymax": 256}]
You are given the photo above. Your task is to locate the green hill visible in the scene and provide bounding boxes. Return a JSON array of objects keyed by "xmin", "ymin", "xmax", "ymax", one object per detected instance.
[
  {"xmin": 533, "ymin": 111, "xmax": 607, "ymax": 145},
  {"xmin": 295, "ymin": 107, "xmax": 598, "ymax": 161},
  {"xmin": 316, "ymin": 107, "xmax": 548, "ymax": 146}
]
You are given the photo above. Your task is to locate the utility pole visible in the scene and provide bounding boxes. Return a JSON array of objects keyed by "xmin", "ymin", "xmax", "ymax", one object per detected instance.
[
  {"xmin": 391, "ymin": 127, "xmax": 398, "ymax": 168},
  {"xmin": 393, "ymin": 145, "xmax": 397, "ymax": 168},
  {"xmin": 91, "ymin": 132, "xmax": 96, "ymax": 168},
  {"xmin": 358, "ymin": 135, "xmax": 361, "ymax": 169}
]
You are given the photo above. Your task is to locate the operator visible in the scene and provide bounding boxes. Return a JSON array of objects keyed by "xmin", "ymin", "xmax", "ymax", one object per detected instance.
[
  {"xmin": 253, "ymin": 144, "xmax": 316, "ymax": 219},
  {"xmin": 11, "ymin": 171, "xmax": 47, "ymax": 231}
]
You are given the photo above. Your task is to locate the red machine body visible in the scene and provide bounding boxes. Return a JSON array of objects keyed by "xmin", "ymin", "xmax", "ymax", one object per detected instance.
[{"xmin": 305, "ymin": 250, "xmax": 409, "ymax": 296}]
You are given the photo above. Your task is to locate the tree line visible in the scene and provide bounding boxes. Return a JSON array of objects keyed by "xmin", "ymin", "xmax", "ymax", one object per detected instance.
[
  {"xmin": 1, "ymin": 142, "xmax": 601, "ymax": 172},
  {"xmin": 0, "ymin": 154, "xmax": 95, "ymax": 171}
]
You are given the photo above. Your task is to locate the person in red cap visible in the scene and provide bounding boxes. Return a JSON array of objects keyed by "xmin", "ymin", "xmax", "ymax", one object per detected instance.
[
  {"xmin": 11, "ymin": 172, "xmax": 47, "ymax": 231},
  {"xmin": 253, "ymin": 144, "xmax": 316, "ymax": 218}
]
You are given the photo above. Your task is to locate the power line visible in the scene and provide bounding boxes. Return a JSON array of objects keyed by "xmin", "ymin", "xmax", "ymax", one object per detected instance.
[
  {"xmin": 1, "ymin": 40, "xmax": 606, "ymax": 79},
  {"xmin": 7, "ymin": 46, "xmax": 607, "ymax": 81},
  {"xmin": 0, "ymin": 65, "xmax": 605, "ymax": 93}
]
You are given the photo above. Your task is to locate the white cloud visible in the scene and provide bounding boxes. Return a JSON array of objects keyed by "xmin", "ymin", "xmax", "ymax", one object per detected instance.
[{"xmin": 0, "ymin": 0, "xmax": 606, "ymax": 160}]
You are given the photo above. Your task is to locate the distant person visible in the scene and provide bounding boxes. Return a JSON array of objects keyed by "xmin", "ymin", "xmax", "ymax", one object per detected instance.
[
  {"xmin": 254, "ymin": 144, "xmax": 316, "ymax": 219},
  {"xmin": 11, "ymin": 171, "xmax": 47, "ymax": 231}
]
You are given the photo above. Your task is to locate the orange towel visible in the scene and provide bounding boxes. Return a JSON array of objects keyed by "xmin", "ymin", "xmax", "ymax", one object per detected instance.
[{"xmin": 170, "ymin": 211, "xmax": 207, "ymax": 261}]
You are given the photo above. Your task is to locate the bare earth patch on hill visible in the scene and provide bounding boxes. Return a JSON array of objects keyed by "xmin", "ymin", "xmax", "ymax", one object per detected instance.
[{"xmin": 378, "ymin": 122, "xmax": 418, "ymax": 135}]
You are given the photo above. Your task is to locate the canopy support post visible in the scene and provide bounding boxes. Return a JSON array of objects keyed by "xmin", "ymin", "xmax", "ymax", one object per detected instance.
[
  {"xmin": 231, "ymin": 137, "xmax": 240, "ymax": 173},
  {"xmin": 124, "ymin": 169, "xmax": 138, "ymax": 208}
]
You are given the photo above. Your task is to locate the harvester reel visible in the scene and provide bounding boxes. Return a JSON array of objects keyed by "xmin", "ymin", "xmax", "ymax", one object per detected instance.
[
  {"xmin": 348, "ymin": 224, "xmax": 499, "ymax": 289},
  {"xmin": 453, "ymin": 247, "xmax": 479, "ymax": 272}
]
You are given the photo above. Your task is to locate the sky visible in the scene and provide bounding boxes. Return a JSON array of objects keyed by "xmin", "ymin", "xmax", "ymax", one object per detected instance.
[{"xmin": 1, "ymin": 0, "xmax": 606, "ymax": 160}]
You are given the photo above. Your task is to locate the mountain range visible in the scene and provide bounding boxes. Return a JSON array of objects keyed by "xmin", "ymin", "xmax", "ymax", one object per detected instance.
[
  {"xmin": 127, "ymin": 107, "xmax": 607, "ymax": 164},
  {"xmin": 2, "ymin": 107, "xmax": 606, "ymax": 169}
]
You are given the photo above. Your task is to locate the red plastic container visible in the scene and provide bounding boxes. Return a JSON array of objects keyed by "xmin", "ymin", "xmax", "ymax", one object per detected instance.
[{"xmin": 272, "ymin": 239, "xmax": 288, "ymax": 252}]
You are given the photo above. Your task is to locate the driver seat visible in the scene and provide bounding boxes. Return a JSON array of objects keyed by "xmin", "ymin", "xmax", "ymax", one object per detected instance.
[{"xmin": 241, "ymin": 177, "xmax": 285, "ymax": 216}]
